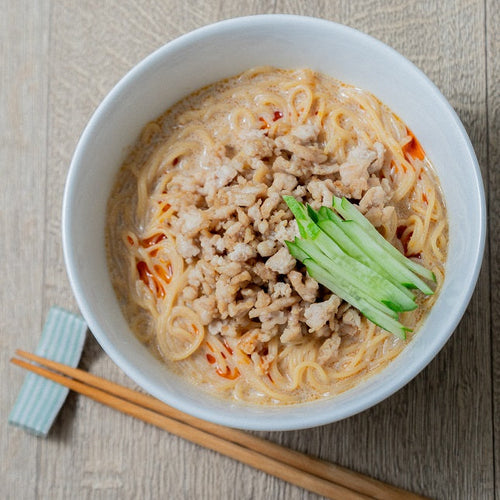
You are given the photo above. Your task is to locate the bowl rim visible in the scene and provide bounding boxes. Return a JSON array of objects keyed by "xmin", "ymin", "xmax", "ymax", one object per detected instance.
[{"xmin": 62, "ymin": 14, "xmax": 486, "ymax": 431}]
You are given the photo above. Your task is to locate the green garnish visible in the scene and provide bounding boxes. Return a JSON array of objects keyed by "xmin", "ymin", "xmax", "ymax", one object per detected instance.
[{"xmin": 283, "ymin": 195, "xmax": 436, "ymax": 339}]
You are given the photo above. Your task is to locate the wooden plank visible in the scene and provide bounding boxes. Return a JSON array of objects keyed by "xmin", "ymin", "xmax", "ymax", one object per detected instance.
[
  {"xmin": 0, "ymin": 1, "xmax": 50, "ymax": 498},
  {"xmin": 270, "ymin": 1, "xmax": 494, "ymax": 499},
  {"xmin": 486, "ymin": 0, "xmax": 500, "ymax": 497}
]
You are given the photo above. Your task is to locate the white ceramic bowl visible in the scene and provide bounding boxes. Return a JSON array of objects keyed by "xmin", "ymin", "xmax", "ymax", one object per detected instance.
[{"xmin": 63, "ymin": 15, "xmax": 485, "ymax": 431}]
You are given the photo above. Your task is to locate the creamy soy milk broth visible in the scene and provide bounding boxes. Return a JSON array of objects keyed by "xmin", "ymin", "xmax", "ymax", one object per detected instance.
[{"xmin": 106, "ymin": 67, "xmax": 447, "ymax": 404}]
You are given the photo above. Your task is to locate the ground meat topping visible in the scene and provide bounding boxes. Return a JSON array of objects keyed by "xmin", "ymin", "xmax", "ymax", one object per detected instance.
[
  {"xmin": 152, "ymin": 91, "xmax": 400, "ymax": 361},
  {"xmin": 304, "ymin": 295, "xmax": 342, "ymax": 333}
]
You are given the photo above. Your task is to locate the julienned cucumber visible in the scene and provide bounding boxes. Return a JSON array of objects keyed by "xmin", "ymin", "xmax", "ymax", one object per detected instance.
[
  {"xmin": 332, "ymin": 196, "xmax": 436, "ymax": 284},
  {"xmin": 304, "ymin": 258, "xmax": 409, "ymax": 340},
  {"xmin": 338, "ymin": 219, "xmax": 434, "ymax": 295},
  {"xmin": 283, "ymin": 195, "xmax": 435, "ymax": 338},
  {"xmin": 316, "ymin": 217, "xmax": 415, "ymax": 299},
  {"xmin": 302, "ymin": 230, "xmax": 417, "ymax": 312},
  {"xmin": 284, "ymin": 196, "xmax": 416, "ymax": 311},
  {"xmin": 287, "ymin": 238, "xmax": 400, "ymax": 319}
]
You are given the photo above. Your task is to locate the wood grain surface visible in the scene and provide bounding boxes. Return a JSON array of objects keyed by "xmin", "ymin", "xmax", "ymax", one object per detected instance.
[{"xmin": 1, "ymin": 1, "xmax": 497, "ymax": 499}]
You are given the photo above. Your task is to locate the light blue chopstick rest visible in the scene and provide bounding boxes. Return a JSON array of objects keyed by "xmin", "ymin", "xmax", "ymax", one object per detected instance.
[{"xmin": 9, "ymin": 307, "xmax": 87, "ymax": 437}]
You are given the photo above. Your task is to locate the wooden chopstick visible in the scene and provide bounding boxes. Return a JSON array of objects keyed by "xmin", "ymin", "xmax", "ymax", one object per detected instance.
[
  {"xmin": 11, "ymin": 351, "xmax": 428, "ymax": 500},
  {"xmin": 11, "ymin": 355, "xmax": 363, "ymax": 500},
  {"xmin": 13, "ymin": 350, "xmax": 406, "ymax": 499}
]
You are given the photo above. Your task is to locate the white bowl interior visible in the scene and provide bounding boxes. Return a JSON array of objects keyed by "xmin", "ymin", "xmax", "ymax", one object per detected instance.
[{"xmin": 63, "ymin": 15, "xmax": 485, "ymax": 430}]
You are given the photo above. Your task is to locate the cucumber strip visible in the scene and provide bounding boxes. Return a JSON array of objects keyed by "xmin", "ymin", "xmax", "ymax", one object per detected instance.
[
  {"xmin": 285, "ymin": 240, "xmax": 309, "ymax": 262},
  {"xmin": 306, "ymin": 204, "xmax": 320, "ymax": 223},
  {"xmin": 309, "ymin": 232, "xmax": 417, "ymax": 312},
  {"xmin": 315, "ymin": 210, "xmax": 415, "ymax": 299},
  {"xmin": 294, "ymin": 243, "xmax": 398, "ymax": 320},
  {"xmin": 317, "ymin": 205, "xmax": 341, "ymax": 223},
  {"xmin": 294, "ymin": 237, "xmax": 413, "ymax": 316},
  {"xmin": 282, "ymin": 195, "xmax": 430, "ymax": 337},
  {"xmin": 332, "ymin": 196, "xmax": 436, "ymax": 283},
  {"xmin": 304, "ymin": 258, "xmax": 408, "ymax": 339},
  {"xmin": 285, "ymin": 199, "xmax": 416, "ymax": 311},
  {"xmin": 283, "ymin": 195, "xmax": 320, "ymax": 239},
  {"xmin": 339, "ymin": 219, "xmax": 434, "ymax": 295}
]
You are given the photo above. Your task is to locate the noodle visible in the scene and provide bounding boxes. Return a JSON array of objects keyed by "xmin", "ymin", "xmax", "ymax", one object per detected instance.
[{"xmin": 106, "ymin": 67, "xmax": 448, "ymax": 405}]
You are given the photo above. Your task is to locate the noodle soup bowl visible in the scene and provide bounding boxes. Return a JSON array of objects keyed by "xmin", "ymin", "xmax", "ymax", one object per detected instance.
[{"xmin": 63, "ymin": 15, "xmax": 485, "ymax": 430}]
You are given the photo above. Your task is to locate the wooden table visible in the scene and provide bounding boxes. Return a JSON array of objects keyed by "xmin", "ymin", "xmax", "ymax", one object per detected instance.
[{"xmin": 1, "ymin": 1, "xmax": 498, "ymax": 498}]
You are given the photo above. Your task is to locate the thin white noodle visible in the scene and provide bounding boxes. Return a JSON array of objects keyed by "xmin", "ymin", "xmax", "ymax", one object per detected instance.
[{"xmin": 106, "ymin": 67, "xmax": 448, "ymax": 405}]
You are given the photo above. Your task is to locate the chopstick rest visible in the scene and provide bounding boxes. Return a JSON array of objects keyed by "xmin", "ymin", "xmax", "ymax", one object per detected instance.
[{"xmin": 8, "ymin": 307, "xmax": 87, "ymax": 437}]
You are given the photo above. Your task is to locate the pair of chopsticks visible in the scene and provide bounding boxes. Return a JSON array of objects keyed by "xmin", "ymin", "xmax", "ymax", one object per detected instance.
[{"xmin": 11, "ymin": 351, "xmax": 426, "ymax": 500}]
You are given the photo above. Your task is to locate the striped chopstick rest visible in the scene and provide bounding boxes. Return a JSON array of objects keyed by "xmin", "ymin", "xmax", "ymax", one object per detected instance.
[{"xmin": 9, "ymin": 307, "xmax": 87, "ymax": 437}]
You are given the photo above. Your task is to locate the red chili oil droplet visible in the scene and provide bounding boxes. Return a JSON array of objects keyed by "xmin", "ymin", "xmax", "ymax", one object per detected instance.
[
  {"xmin": 172, "ymin": 157, "xmax": 179, "ymax": 166},
  {"xmin": 137, "ymin": 261, "xmax": 165, "ymax": 298},
  {"xmin": 222, "ymin": 340, "xmax": 233, "ymax": 355},
  {"xmin": 273, "ymin": 110, "xmax": 283, "ymax": 121},
  {"xmin": 142, "ymin": 233, "xmax": 167, "ymax": 247},
  {"xmin": 136, "ymin": 261, "xmax": 150, "ymax": 281},
  {"xmin": 396, "ymin": 226, "xmax": 412, "ymax": 256},
  {"xmin": 216, "ymin": 366, "xmax": 240, "ymax": 380},
  {"xmin": 206, "ymin": 354, "xmax": 216, "ymax": 364},
  {"xmin": 259, "ymin": 117, "xmax": 269, "ymax": 129},
  {"xmin": 402, "ymin": 129, "xmax": 425, "ymax": 161},
  {"xmin": 154, "ymin": 263, "xmax": 173, "ymax": 285}
]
